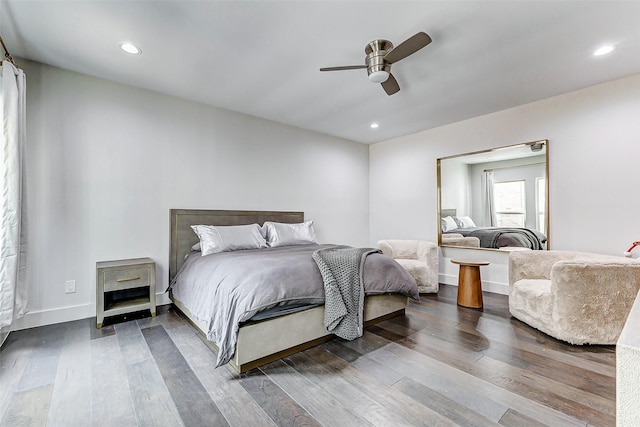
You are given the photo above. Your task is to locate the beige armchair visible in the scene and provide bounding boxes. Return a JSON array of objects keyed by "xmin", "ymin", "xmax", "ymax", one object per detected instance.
[
  {"xmin": 377, "ymin": 240, "xmax": 439, "ymax": 293},
  {"xmin": 509, "ymin": 250, "xmax": 640, "ymax": 344}
]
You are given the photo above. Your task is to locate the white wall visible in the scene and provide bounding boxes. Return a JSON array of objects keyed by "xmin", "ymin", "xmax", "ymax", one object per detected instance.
[
  {"xmin": 439, "ymin": 159, "xmax": 470, "ymax": 216},
  {"xmin": 16, "ymin": 59, "xmax": 370, "ymax": 329},
  {"xmin": 469, "ymin": 158, "xmax": 546, "ymax": 230},
  {"xmin": 370, "ymin": 73, "xmax": 640, "ymax": 293}
]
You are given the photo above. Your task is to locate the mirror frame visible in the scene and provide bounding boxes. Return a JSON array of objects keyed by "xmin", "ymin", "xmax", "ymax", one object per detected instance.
[{"xmin": 437, "ymin": 140, "xmax": 549, "ymax": 250}]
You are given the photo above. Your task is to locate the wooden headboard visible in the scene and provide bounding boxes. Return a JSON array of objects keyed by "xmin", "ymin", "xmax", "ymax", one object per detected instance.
[
  {"xmin": 169, "ymin": 209, "xmax": 304, "ymax": 283},
  {"xmin": 441, "ymin": 209, "xmax": 457, "ymax": 217}
]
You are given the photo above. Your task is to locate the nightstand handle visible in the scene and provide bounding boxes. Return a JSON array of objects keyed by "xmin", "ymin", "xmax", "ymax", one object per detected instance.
[{"xmin": 116, "ymin": 276, "xmax": 141, "ymax": 282}]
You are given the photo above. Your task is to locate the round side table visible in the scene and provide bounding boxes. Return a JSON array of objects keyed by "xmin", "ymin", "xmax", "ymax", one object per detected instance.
[{"xmin": 451, "ymin": 260, "xmax": 490, "ymax": 309}]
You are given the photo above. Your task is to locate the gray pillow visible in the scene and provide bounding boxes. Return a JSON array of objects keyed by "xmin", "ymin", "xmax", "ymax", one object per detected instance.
[{"xmin": 263, "ymin": 220, "xmax": 318, "ymax": 247}]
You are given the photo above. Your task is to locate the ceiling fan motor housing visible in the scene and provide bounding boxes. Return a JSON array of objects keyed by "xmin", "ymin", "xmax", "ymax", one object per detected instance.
[{"xmin": 365, "ymin": 39, "xmax": 393, "ymax": 83}]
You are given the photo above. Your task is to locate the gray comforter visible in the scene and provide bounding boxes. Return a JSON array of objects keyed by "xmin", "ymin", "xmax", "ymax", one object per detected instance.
[
  {"xmin": 170, "ymin": 244, "xmax": 419, "ymax": 367},
  {"xmin": 446, "ymin": 227, "xmax": 547, "ymax": 249}
]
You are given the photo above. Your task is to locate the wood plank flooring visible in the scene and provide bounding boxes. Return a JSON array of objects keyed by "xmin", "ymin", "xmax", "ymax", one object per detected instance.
[{"xmin": 0, "ymin": 284, "xmax": 615, "ymax": 426}]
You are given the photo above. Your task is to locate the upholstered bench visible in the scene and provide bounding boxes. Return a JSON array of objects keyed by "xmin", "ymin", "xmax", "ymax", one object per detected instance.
[{"xmin": 441, "ymin": 233, "xmax": 480, "ymax": 247}]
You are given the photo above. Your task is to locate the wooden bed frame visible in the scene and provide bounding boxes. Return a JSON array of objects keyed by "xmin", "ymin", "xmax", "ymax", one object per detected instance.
[{"xmin": 168, "ymin": 209, "xmax": 408, "ymax": 373}]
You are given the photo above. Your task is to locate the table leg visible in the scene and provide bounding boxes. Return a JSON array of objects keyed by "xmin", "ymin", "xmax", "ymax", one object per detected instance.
[{"xmin": 457, "ymin": 265, "xmax": 483, "ymax": 309}]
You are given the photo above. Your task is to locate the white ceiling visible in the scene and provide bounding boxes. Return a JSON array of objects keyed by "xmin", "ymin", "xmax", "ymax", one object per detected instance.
[{"xmin": 2, "ymin": 1, "xmax": 640, "ymax": 144}]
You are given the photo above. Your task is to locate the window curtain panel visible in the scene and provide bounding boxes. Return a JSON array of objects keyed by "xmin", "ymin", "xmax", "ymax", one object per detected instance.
[
  {"xmin": 0, "ymin": 61, "xmax": 27, "ymax": 333},
  {"xmin": 481, "ymin": 171, "xmax": 496, "ymax": 227}
]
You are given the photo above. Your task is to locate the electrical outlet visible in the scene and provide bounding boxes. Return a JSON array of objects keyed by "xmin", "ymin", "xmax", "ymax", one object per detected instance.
[{"xmin": 65, "ymin": 280, "xmax": 76, "ymax": 294}]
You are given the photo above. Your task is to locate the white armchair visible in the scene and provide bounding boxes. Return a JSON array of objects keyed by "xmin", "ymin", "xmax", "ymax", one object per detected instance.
[
  {"xmin": 377, "ymin": 240, "xmax": 439, "ymax": 293},
  {"xmin": 509, "ymin": 250, "xmax": 640, "ymax": 344}
]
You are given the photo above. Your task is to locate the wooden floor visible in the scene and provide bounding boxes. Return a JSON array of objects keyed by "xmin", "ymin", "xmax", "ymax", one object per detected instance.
[{"xmin": 0, "ymin": 284, "xmax": 615, "ymax": 426}]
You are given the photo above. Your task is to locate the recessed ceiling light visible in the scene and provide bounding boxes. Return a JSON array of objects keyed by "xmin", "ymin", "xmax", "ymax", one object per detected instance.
[
  {"xmin": 593, "ymin": 45, "xmax": 614, "ymax": 56},
  {"xmin": 370, "ymin": 123, "xmax": 379, "ymax": 129},
  {"xmin": 120, "ymin": 42, "xmax": 141, "ymax": 55}
]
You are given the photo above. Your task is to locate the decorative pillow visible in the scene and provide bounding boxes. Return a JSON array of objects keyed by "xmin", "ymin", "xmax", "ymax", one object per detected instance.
[
  {"xmin": 263, "ymin": 220, "xmax": 317, "ymax": 247},
  {"xmin": 457, "ymin": 216, "xmax": 476, "ymax": 228},
  {"xmin": 441, "ymin": 216, "xmax": 458, "ymax": 232},
  {"xmin": 191, "ymin": 242, "xmax": 201, "ymax": 251},
  {"xmin": 453, "ymin": 217, "xmax": 464, "ymax": 228},
  {"xmin": 191, "ymin": 223, "xmax": 267, "ymax": 256}
]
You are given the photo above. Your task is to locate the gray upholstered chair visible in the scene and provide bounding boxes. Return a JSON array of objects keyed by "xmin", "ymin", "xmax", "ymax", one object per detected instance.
[
  {"xmin": 377, "ymin": 239, "xmax": 439, "ymax": 293},
  {"xmin": 509, "ymin": 250, "xmax": 640, "ymax": 344}
]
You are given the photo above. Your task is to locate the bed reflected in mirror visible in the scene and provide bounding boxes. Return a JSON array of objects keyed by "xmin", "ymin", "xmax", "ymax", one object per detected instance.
[{"xmin": 437, "ymin": 140, "xmax": 549, "ymax": 250}]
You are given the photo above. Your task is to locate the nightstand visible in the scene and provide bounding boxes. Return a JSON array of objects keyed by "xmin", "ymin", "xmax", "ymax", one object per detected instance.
[{"xmin": 96, "ymin": 257, "xmax": 156, "ymax": 328}]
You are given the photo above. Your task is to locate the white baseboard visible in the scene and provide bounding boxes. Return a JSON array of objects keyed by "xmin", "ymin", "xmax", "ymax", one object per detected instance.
[
  {"xmin": 7, "ymin": 280, "xmax": 508, "ymax": 332},
  {"xmin": 439, "ymin": 273, "xmax": 508, "ymax": 295},
  {"xmin": 156, "ymin": 292, "xmax": 172, "ymax": 306},
  {"xmin": 439, "ymin": 248, "xmax": 510, "ymax": 296},
  {"xmin": 10, "ymin": 303, "xmax": 95, "ymax": 331},
  {"xmin": 10, "ymin": 292, "xmax": 173, "ymax": 331},
  {"xmin": 478, "ymin": 280, "xmax": 508, "ymax": 295}
]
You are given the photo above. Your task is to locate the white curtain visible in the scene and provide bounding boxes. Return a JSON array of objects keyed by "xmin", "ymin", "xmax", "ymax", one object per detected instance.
[
  {"xmin": 481, "ymin": 171, "xmax": 496, "ymax": 227},
  {"xmin": 0, "ymin": 61, "xmax": 27, "ymax": 332}
]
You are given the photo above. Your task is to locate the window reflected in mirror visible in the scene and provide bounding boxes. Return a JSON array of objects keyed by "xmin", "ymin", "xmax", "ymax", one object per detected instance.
[{"xmin": 437, "ymin": 140, "xmax": 549, "ymax": 251}]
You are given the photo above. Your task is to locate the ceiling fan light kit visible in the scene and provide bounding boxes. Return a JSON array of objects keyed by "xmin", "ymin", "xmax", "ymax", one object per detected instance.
[
  {"xmin": 365, "ymin": 39, "xmax": 393, "ymax": 83},
  {"xmin": 320, "ymin": 31, "xmax": 432, "ymax": 96},
  {"xmin": 369, "ymin": 70, "xmax": 390, "ymax": 83}
]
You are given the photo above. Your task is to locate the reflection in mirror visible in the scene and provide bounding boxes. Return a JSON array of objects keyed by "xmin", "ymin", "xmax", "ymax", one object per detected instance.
[{"xmin": 437, "ymin": 140, "xmax": 549, "ymax": 250}]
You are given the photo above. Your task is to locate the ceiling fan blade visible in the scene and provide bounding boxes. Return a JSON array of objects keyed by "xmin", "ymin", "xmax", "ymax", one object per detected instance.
[
  {"xmin": 319, "ymin": 65, "xmax": 367, "ymax": 72},
  {"xmin": 383, "ymin": 32, "xmax": 432, "ymax": 64},
  {"xmin": 381, "ymin": 74, "xmax": 400, "ymax": 95}
]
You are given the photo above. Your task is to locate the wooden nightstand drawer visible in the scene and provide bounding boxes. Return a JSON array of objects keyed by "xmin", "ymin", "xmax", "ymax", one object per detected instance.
[{"xmin": 103, "ymin": 266, "xmax": 151, "ymax": 292}]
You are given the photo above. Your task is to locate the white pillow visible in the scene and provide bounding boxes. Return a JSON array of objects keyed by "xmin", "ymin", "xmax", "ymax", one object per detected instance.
[
  {"xmin": 263, "ymin": 220, "xmax": 317, "ymax": 247},
  {"xmin": 191, "ymin": 223, "xmax": 267, "ymax": 256},
  {"xmin": 441, "ymin": 216, "xmax": 458, "ymax": 232},
  {"xmin": 457, "ymin": 216, "xmax": 476, "ymax": 228}
]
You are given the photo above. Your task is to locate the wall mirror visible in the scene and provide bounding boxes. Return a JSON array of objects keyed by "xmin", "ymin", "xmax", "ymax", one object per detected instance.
[{"xmin": 437, "ymin": 140, "xmax": 549, "ymax": 250}]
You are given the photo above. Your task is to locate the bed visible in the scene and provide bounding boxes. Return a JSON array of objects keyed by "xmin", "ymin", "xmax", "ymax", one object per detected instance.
[
  {"xmin": 441, "ymin": 209, "xmax": 547, "ymax": 250},
  {"xmin": 168, "ymin": 209, "xmax": 418, "ymax": 373}
]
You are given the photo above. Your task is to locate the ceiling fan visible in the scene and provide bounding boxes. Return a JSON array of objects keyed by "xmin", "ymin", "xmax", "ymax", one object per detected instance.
[{"xmin": 320, "ymin": 32, "xmax": 432, "ymax": 96}]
